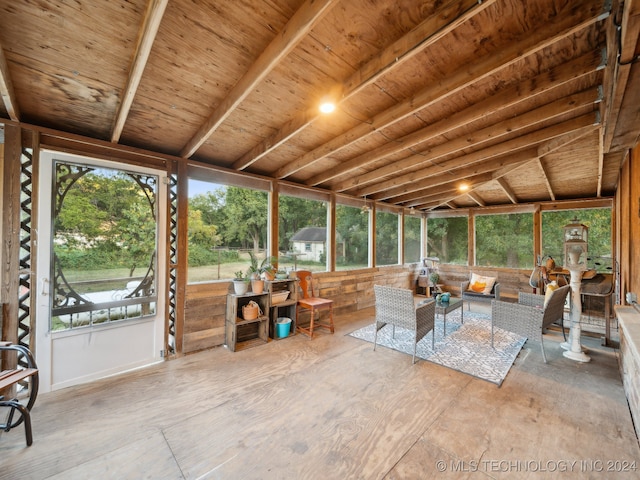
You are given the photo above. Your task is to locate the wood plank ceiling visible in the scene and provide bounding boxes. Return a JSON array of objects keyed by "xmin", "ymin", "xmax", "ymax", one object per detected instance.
[{"xmin": 1, "ymin": 0, "xmax": 639, "ymax": 211}]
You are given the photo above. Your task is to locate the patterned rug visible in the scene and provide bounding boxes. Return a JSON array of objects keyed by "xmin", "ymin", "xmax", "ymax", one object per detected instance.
[{"xmin": 348, "ymin": 311, "xmax": 526, "ymax": 386}]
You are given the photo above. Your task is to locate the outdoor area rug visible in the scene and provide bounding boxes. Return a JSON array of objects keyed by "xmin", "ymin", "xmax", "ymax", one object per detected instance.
[{"xmin": 348, "ymin": 311, "xmax": 526, "ymax": 386}]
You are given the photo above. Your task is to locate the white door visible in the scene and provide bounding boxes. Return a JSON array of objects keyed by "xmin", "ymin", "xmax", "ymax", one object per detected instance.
[{"xmin": 35, "ymin": 150, "xmax": 167, "ymax": 392}]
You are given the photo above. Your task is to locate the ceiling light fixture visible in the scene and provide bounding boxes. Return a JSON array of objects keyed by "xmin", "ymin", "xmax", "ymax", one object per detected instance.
[
  {"xmin": 319, "ymin": 99, "xmax": 336, "ymax": 114},
  {"xmin": 459, "ymin": 182, "xmax": 470, "ymax": 192}
]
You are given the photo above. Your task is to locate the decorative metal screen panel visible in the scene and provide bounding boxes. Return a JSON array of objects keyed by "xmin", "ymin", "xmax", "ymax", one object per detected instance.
[{"xmin": 50, "ymin": 160, "xmax": 158, "ymax": 330}]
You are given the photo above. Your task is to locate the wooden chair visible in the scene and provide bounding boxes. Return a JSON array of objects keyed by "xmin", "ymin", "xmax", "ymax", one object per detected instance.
[
  {"xmin": 296, "ymin": 270, "xmax": 334, "ymax": 339},
  {"xmin": 0, "ymin": 341, "xmax": 39, "ymax": 446}
]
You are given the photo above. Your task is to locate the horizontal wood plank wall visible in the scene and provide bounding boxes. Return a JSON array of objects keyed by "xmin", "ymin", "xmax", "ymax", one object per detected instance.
[{"xmin": 183, "ymin": 265, "xmax": 417, "ymax": 353}]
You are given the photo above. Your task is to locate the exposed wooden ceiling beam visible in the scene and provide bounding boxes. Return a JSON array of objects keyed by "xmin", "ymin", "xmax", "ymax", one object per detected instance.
[
  {"xmin": 467, "ymin": 192, "xmax": 486, "ymax": 207},
  {"xmin": 232, "ymin": 0, "xmax": 493, "ymax": 171},
  {"xmin": 0, "ymin": 44, "xmax": 19, "ymax": 121},
  {"xmin": 597, "ymin": 125, "xmax": 605, "ymax": 197},
  {"xmin": 496, "ymin": 177, "xmax": 518, "ymax": 204},
  {"xmin": 397, "ymin": 172, "xmax": 495, "ymax": 207},
  {"xmin": 432, "ymin": 125, "xmax": 601, "ymax": 208},
  {"xmin": 536, "ymin": 123, "xmax": 600, "ymax": 157},
  {"xmin": 536, "ymin": 158, "xmax": 556, "ymax": 201},
  {"xmin": 180, "ymin": 0, "xmax": 337, "ymax": 158},
  {"xmin": 338, "ymin": 88, "xmax": 599, "ymax": 195},
  {"xmin": 274, "ymin": 0, "xmax": 608, "ymax": 179},
  {"xmin": 603, "ymin": 0, "xmax": 640, "ymax": 151},
  {"xmin": 111, "ymin": 0, "xmax": 168, "ymax": 143},
  {"xmin": 362, "ymin": 149, "xmax": 531, "ymax": 200},
  {"xmin": 306, "ymin": 50, "xmax": 604, "ymax": 187},
  {"xmin": 352, "ymin": 112, "xmax": 599, "ymax": 199}
]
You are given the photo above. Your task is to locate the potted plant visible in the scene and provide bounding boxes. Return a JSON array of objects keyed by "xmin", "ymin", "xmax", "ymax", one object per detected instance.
[
  {"xmin": 233, "ymin": 270, "xmax": 250, "ymax": 295},
  {"xmin": 248, "ymin": 252, "xmax": 264, "ymax": 293},
  {"xmin": 248, "ymin": 252, "xmax": 277, "ymax": 290}
]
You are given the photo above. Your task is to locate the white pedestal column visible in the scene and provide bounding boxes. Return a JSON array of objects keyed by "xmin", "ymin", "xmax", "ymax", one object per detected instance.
[{"xmin": 561, "ymin": 267, "xmax": 591, "ymax": 363}]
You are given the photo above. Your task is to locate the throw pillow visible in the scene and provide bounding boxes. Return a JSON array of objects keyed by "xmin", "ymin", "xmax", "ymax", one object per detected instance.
[{"xmin": 468, "ymin": 273, "xmax": 496, "ymax": 295}]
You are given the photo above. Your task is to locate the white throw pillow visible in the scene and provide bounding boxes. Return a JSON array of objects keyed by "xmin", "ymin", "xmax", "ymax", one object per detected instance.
[{"xmin": 468, "ymin": 273, "xmax": 496, "ymax": 295}]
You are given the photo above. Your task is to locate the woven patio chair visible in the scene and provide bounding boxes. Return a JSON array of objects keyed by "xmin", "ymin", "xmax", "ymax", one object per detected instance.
[
  {"xmin": 373, "ymin": 285, "xmax": 436, "ymax": 364},
  {"xmin": 491, "ymin": 284, "xmax": 571, "ymax": 363}
]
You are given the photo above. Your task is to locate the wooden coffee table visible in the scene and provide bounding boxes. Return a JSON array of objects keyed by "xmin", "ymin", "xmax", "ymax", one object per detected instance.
[{"xmin": 435, "ymin": 297, "xmax": 463, "ymax": 336}]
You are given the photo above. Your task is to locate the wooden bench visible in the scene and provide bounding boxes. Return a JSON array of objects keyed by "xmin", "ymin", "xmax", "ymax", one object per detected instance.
[{"xmin": 0, "ymin": 341, "xmax": 39, "ymax": 446}]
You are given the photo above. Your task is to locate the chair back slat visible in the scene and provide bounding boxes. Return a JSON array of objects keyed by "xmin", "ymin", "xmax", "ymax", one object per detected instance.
[{"xmin": 296, "ymin": 270, "xmax": 313, "ymax": 299}]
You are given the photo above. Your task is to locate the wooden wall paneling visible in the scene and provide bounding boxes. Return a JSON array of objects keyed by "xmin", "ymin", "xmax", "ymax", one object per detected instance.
[
  {"xmin": 183, "ymin": 282, "xmax": 228, "ymax": 353},
  {"xmin": 180, "ymin": 266, "xmax": 415, "ymax": 353},
  {"xmin": 631, "ymin": 146, "xmax": 640, "ymax": 297},
  {"xmin": 1, "ymin": 125, "xmax": 20, "ymax": 367},
  {"xmin": 616, "ymin": 153, "xmax": 630, "ymax": 302}
]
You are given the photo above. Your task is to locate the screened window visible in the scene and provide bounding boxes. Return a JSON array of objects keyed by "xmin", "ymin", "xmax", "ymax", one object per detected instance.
[
  {"xmin": 279, "ymin": 194, "xmax": 328, "ymax": 272},
  {"xmin": 475, "ymin": 213, "xmax": 533, "ymax": 268},
  {"xmin": 404, "ymin": 215, "xmax": 421, "ymax": 263},
  {"xmin": 427, "ymin": 216, "xmax": 468, "ymax": 265},
  {"xmin": 375, "ymin": 210, "xmax": 399, "ymax": 266},
  {"xmin": 542, "ymin": 208, "xmax": 612, "ymax": 272},
  {"xmin": 187, "ymin": 179, "xmax": 268, "ymax": 283},
  {"xmin": 335, "ymin": 203, "xmax": 369, "ymax": 270}
]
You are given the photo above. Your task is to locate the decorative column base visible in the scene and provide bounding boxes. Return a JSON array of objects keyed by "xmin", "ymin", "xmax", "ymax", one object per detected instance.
[{"xmin": 563, "ymin": 349, "xmax": 591, "ymax": 363}]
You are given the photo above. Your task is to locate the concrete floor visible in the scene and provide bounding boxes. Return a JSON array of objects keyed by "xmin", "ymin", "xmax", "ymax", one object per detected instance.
[{"xmin": 1, "ymin": 301, "xmax": 639, "ymax": 479}]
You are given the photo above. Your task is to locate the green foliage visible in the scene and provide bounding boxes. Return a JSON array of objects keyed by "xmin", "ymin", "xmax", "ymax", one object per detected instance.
[
  {"xmin": 278, "ymin": 195, "xmax": 327, "ymax": 252},
  {"xmin": 404, "ymin": 216, "xmax": 421, "ymax": 263},
  {"xmin": 476, "ymin": 213, "xmax": 533, "ymax": 268},
  {"xmin": 222, "ymin": 187, "xmax": 268, "ymax": 250},
  {"xmin": 375, "ymin": 211, "xmax": 399, "ymax": 265},
  {"xmin": 542, "ymin": 208, "xmax": 612, "ymax": 270},
  {"xmin": 427, "ymin": 217, "xmax": 468, "ymax": 264},
  {"xmin": 336, "ymin": 204, "xmax": 368, "ymax": 265},
  {"xmin": 54, "ymin": 169, "xmax": 156, "ymax": 276}
]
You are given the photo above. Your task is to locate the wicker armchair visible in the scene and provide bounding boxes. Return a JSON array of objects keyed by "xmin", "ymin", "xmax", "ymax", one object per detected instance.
[
  {"xmin": 373, "ymin": 285, "xmax": 436, "ymax": 364},
  {"xmin": 491, "ymin": 285, "xmax": 571, "ymax": 363}
]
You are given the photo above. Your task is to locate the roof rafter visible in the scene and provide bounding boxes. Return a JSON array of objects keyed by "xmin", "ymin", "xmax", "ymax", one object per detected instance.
[
  {"xmin": 232, "ymin": 0, "xmax": 493, "ymax": 171},
  {"xmin": 111, "ymin": 0, "xmax": 169, "ymax": 143},
  {"xmin": 536, "ymin": 158, "xmax": 556, "ymax": 201},
  {"xmin": 0, "ymin": 44, "xmax": 19, "ymax": 121},
  {"xmin": 274, "ymin": 0, "xmax": 608, "ymax": 179},
  {"xmin": 496, "ymin": 177, "xmax": 518, "ymax": 204},
  {"xmin": 180, "ymin": 0, "xmax": 338, "ymax": 158},
  {"xmin": 307, "ymin": 50, "xmax": 604, "ymax": 187},
  {"xmin": 356, "ymin": 91, "xmax": 594, "ymax": 200},
  {"xmin": 427, "ymin": 124, "xmax": 600, "ymax": 210}
]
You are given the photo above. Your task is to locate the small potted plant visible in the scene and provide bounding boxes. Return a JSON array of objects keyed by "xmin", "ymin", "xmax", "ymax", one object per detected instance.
[
  {"xmin": 233, "ymin": 270, "xmax": 250, "ymax": 295},
  {"xmin": 248, "ymin": 252, "xmax": 265, "ymax": 293},
  {"xmin": 429, "ymin": 271, "xmax": 440, "ymax": 298}
]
